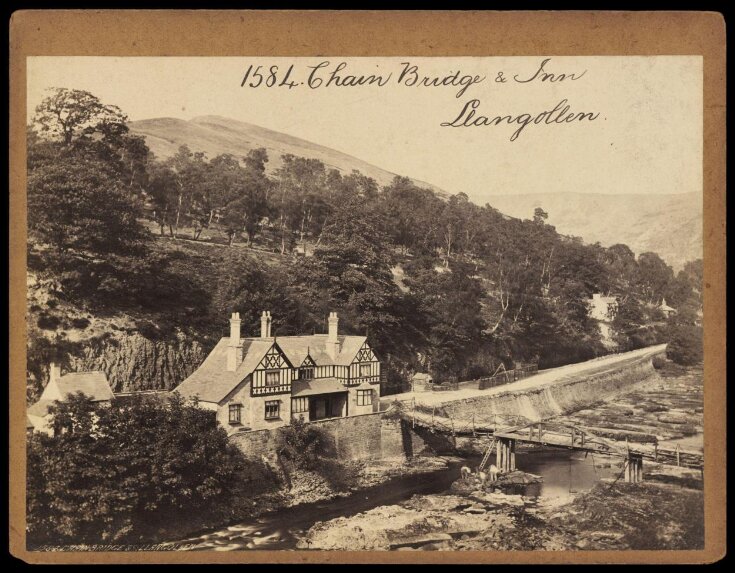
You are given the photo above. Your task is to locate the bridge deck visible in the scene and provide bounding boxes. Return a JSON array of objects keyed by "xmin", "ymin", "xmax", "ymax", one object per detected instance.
[
  {"xmin": 399, "ymin": 405, "xmax": 704, "ymax": 470},
  {"xmin": 495, "ymin": 427, "xmax": 703, "ymax": 469}
]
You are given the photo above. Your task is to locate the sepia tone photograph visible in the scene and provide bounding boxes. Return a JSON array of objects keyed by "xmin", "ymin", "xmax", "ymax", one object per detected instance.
[{"xmin": 9, "ymin": 10, "xmax": 726, "ymax": 565}]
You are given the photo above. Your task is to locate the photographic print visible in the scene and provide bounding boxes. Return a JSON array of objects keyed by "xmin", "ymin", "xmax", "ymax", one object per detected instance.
[{"xmin": 9, "ymin": 11, "xmax": 726, "ymax": 565}]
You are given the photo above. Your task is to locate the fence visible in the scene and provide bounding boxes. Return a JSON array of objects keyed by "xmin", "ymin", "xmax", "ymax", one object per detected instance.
[
  {"xmin": 477, "ymin": 364, "xmax": 538, "ymax": 389},
  {"xmin": 427, "ymin": 364, "xmax": 539, "ymax": 392}
]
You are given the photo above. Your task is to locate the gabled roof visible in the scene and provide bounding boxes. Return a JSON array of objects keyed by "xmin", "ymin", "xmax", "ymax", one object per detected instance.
[
  {"xmin": 173, "ymin": 334, "xmax": 370, "ymax": 404},
  {"xmin": 27, "ymin": 400, "xmax": 54, "ymax": 418},
  {"xmin": 277, "ymin": 335, "xmax": 367, "ymax": 367},
  {"xmin": 174, "ymin": 337, "xmax": 273, "ymax": 403},
  {"xmin": 40, "ymin": 371, "xmax": 114, "ymax": 403}
]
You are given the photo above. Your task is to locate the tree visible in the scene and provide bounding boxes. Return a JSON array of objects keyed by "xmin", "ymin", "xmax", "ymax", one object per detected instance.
[
  {"xmin": 636, "ymin": 252, "xmax": 674, "ymax": 305},
  {"xmin": 666, "ymin": 322, "xmax": 703, "ymax": 365},
  {"xmin": 146, "ymin": 161, "xmax": 181, "ymax": 236},
  {"xmin": 220, "ymin": 149, "xmax": 271, "ymax": 246},
  {"xmin": 27, "ymin": 154, "xmax": 148, "ymax": 256},
  {"xmin": 533, "ymin": 207, "xmax": 549, "ymax": 224},
  {"xmin": 33, "ymin": 88, "xmax": 128, "ymax": 146},
  {"xmin": 611, "ymin": 296, "xmax": 647, "ymax": 350},
  {"xmin": 26, "ymin": 393, "xmax": 271, "ymax": 546},
  {"xmin": 380, "ymin": 176, "xmax": 442, "ymax": 256},
  {"xmin": 404, "ymin": 265, "xmax": 487, "ymax": 377}
]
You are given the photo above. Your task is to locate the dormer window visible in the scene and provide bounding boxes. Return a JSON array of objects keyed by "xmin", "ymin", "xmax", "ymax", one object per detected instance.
[{"xmin": 298, "ymin": 367, "xmax": 314, "ymax": 381}]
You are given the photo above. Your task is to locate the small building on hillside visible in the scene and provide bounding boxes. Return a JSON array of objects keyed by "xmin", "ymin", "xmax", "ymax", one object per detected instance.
[
  {"xmin": 411, "ymin": 372, "xmax": 433, "ymax": 392},
  {"xmin": 659, "ymin": 298, "xmax": 677, "ymax": 319},
  {"xmin": 174, "ymin": 311, "xmax": 382, "ymax": 434},
  {"xmin": 588, "ymin": 293, "xmax": 618, "ymax": 322},
  {"xmin": 27, "ymin": 364, "xmax": 114, "ymax": 435}
]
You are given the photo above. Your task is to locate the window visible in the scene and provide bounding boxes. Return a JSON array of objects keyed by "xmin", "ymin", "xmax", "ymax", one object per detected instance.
[
  {"xmin": 265, "ymin": 400, "xmax": 280, "ymax": 420},
  {"xmin": 359, "ymin": 363, "xmax": 372, "ymax": 378},
  {"xmin": 356, "ymin": 389, "xmax": 373, "ymax": 406},
  {"xmin": 298, "ymin": 367, "xmax": 314, "ymax": 381},
  {"xmin": 228, "ymin": 404, "xmax": 242, "ymax": 424},
  {"xmin": 265, "ymin": 370, "xmax": 281, "ymax": 386},
  {"xmin": 292, "ymin": 397, "xmax": 309, "ymax": 414}
]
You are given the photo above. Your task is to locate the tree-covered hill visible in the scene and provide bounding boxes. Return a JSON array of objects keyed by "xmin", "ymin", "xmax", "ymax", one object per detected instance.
[
  {"xmin": 26, "ymin": 88, "xmax": 704, "ymax": 400},
  {"xmin": 129, "ymin": 115, "xmax": 448, "ymax": 198}
]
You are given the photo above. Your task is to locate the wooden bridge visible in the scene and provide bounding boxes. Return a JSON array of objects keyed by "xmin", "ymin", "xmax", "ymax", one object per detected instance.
[
  {"xmin": 389, "ymin": 400, "xmax": 703, "ymax": 484},
  {"xmin": 489, "ymin": 421, "xmax": 704, "ymax": 483}
]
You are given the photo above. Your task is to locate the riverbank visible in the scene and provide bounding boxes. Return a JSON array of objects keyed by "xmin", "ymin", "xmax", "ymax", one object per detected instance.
[
  {"xmin": 298, "ymin": 478, "xmax": 704, "ymax": 551},
  {"xmin": 158, "ymin": 455, "xmax": 461, "ymax": 550},
  {"xmin": 297, "ymin": 359, "xmax": 704, "ymax": 552},
  {"xmin": 155, "ymin": 359, "xmax": 704, "ymax": 551}
]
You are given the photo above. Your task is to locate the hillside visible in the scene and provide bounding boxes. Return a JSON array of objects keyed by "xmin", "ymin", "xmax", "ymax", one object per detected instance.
[
  {"xmin": 485, "ymin": 192, "xmax": 702, "ymax": 271},
  {"xmin": 131, "ymin": 116, "xmax": 702, "ymax": 271},
  {"xmin": 130, "ymin": 116, "xmax": 448, "ymax": 197}
]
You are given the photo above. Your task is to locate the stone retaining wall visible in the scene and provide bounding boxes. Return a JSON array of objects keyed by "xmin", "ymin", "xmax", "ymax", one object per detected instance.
[
  {"xmin": 230, "ymin": 411, "xmax": 432, "ymax": 461},
  {"xmin": 438, "ymin": 355, "xmax": 661, "ymax": 422}
]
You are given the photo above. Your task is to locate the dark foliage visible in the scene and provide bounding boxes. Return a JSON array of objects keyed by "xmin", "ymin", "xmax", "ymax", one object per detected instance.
[
  {"xmin": 26, "ymin": 393, "xmax": 278, "ymax": 546},
  {"xmin": 26, "ymin": 88, "xmax": 704, "ymax": 393},
  {"xmin": 277, "ymin": 415, "xmax": 325, "ymax": 471}
]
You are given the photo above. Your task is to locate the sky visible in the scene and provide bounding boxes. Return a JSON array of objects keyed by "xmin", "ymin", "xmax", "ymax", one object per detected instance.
[{"xmin": 27, "ymin": 56, "xmax": 703, "ymax": 203}]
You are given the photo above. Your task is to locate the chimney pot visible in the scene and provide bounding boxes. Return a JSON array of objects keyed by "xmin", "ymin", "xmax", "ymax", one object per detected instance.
[
  {"xmin": 227, "ymin": 313, "xmax": 243, "ymax": 371},
  {"xmin": 261, "ymin": 311, "xmax": 272, "ymax": 338},
  {"xmin": 326, "ymin": 312, "xmax": 340, "ymax": 359}
]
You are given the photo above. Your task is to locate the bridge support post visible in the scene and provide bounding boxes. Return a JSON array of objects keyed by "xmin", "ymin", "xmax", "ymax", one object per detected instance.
[
  {"xmin": 625, "ymin": 455, "xmax": 643, "ymax": 483},
  {"xmin": 496, "ymin": 438, "xmax": 516, "ymax": 473}
]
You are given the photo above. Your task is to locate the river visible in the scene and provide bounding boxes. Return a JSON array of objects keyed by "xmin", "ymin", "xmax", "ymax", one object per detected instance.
[{"xmin": 173, "ymin": 449, "xmax": 623, "ymax": 551}]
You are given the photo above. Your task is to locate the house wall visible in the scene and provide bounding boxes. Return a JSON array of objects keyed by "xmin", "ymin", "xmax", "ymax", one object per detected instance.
[
  {"xmin": 248, "ymin": 392, "xmax": 292, "ymax": 431},
  {"xmin": 229, "ymin": 410, "xmax": 431, "ymax": 461},
  {"xmin": 347, "ymin": 383, "xmax": 381, "ymax": 416},
  {"xmin": 28, "ymin": 414, "xmax": 53, "ymax": 436},
  {"xmin": 217, "ymin": 380, "xmax": 251, "ymax": 434}
]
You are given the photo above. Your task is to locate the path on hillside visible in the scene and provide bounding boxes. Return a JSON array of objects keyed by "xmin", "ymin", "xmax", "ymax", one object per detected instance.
[{"xmin": 382, "ymin": 344, "xmax": 667, "ymax": 409}]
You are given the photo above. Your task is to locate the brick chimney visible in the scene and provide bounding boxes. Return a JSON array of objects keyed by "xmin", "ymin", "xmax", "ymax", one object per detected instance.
[
  {"xmin": 227, "ymin": 312, "xmax": 243, "ymax": 372},
  {"xmin": 326, "ymin": 312, "xmax": 341, "ymax": 360},
  {"xmin": 49, "ymin": 362, "xmax": 61, "ymax": 384},
  {"xmin": 260, "ymin": 311, "xmax": 272, "ymax": 338}
]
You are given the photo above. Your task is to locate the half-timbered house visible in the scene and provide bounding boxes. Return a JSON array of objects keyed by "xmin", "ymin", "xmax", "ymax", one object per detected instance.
[{"xmin": 174, "ymin": 311, "xmax": 382, "ymax": 433}]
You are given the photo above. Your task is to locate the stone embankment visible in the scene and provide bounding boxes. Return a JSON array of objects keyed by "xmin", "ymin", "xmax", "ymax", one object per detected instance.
[{"xmin": 386, "ymin": 345, "xmax": 666, "ymax": 428}]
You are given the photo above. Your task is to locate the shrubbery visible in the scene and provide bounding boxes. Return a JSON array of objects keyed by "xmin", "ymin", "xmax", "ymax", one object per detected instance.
[
  {"xmin": 26, "ymin": 393, "xmax": 278, "ymax": 546},
  {"xmin": 277, "ymin": 415, "xmax": 325, "ymax": 470},
  {"xmin": 666, "ymin": 323, "xmax": 703, "ymax": 366}
]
